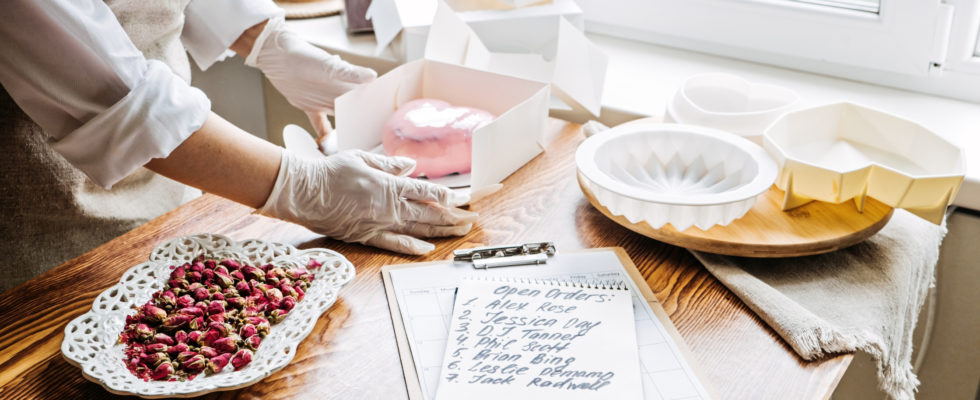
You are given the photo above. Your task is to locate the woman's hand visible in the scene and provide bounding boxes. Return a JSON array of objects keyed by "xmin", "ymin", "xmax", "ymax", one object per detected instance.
[{"xmin": 259, "ymin": 149, "xmax": 478, "ymax": 255}]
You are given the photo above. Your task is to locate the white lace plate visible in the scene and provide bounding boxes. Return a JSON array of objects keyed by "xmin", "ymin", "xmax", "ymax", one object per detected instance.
[{"xmin": 61, "ymin": 234, "xmax": 355, "ymax": 398}]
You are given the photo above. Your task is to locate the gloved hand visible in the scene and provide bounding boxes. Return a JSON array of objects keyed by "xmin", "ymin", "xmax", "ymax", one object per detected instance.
[
  {"xmin": 259, "ymin": 149, "xmax": 478, "ymax": 255},
  {"xmin": 245, "ymin": 17, "xmax": 376, "ymax": 147}
]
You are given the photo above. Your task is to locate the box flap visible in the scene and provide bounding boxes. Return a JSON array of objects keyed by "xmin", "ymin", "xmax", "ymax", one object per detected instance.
[{"xmin": 424, "ymin": 1, "xmax": 606, "ymax": 117}]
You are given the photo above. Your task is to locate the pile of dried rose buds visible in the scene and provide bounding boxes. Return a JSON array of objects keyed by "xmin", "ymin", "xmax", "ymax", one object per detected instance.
[{"xmin": 118, "ymin": 257, "xmax": 319, "ymax": 381}]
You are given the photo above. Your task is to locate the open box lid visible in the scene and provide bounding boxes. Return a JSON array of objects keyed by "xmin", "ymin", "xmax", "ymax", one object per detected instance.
[
  {"xmin": 334, "ymin": 59, "xmax": 551, "ymax": 196},
  {"xmin": 424, "ymin": 1, "xmax": 607, "ymax": 118},
  {"xmin": 366, "ymin": 0, "xmax": 582, "ymax": 57}
]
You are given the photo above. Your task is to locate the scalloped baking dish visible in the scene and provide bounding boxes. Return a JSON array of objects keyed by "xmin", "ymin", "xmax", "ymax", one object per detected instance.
[
  {"xmin": 576, "ymin": 123, "xmax": 777, "ymax": 231},
  {"xmin": 763, "ymin": 102, "xmax": 965, "ymax": 224}
]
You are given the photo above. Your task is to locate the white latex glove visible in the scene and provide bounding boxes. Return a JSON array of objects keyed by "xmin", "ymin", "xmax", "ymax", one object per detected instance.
[
  {"xmin": 259, "ymin": 149, "xmax": 478, "ymax": 255},
  {"xmin": 245, "ymin": 17, "xmax": 376, "ymax": 145}
]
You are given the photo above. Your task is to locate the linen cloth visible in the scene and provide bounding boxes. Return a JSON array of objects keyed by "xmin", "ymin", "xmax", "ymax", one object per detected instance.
[{"xmin": 691, "ymin": 209, "xmax": 945, "ymax": 400}]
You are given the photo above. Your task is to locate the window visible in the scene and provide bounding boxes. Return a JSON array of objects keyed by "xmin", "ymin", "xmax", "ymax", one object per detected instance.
[{"xmin": 577, "ymin": 0, "xmax": 980, "ymax": 102}]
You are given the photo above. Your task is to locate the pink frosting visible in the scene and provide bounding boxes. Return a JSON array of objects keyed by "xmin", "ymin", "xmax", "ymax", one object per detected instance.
[{"xmin": 382, "ymin": 99, "xmax": 494, "ymax": 178}]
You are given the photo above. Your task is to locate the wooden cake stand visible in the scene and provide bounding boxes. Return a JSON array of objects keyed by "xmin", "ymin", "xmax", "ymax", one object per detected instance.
[{"xmin": 579, "ymin": 175, "xmax": 894, "ymax": 257}]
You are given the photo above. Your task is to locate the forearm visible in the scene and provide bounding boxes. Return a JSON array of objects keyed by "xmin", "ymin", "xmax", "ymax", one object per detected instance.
[{"xmin": 145, "ymin": 112, "xmax": 282, "ymax": 209}]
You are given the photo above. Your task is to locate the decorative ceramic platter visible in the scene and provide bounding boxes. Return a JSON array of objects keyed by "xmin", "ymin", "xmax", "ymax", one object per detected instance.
[{"xmin": 61, "ymin": 234, "xmax": 355, "ymax": 398}]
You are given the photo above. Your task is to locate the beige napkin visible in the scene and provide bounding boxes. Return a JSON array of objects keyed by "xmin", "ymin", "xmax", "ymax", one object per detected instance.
[{"xmin": 691, "ymin": 209, "xmax": 946, "ymax": 400}]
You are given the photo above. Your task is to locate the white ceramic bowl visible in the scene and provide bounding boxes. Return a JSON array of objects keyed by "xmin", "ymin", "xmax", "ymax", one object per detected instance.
[
  {"xmin": 665, "ymin": 73, "xmax": 798, "ymax": 141},
  {"xmin": 764, "ymin": 102, "xmax": 965, "ymax": 224},
  {"xmin": 576, "ymin": 123, "xmax": 777, "ymax": 231}
]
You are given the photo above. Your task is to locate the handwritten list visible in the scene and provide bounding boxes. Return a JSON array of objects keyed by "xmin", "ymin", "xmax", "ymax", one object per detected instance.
[{"xmin": 434, "ymin": 278, "xmax": 642, "ymax": 400}]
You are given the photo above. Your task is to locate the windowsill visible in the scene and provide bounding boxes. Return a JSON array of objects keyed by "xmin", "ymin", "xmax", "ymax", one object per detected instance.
[{"xmin": 287, "ymin": 16, "xmax": 980, "ymax": 211}]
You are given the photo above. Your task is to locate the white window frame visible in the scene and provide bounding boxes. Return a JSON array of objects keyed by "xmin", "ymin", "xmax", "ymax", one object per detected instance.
[{"xmin": 578, "ymin": 0, "xmax": 980, "ymax": 103}]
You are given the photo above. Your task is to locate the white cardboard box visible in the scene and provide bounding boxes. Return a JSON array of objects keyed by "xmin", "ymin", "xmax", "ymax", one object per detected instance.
[
  {"xmin": 366, "ymin": 0, "xmax": 584, "ymax": 61},
  {"xmin": 425, "ymin": 1, "xmax": 607, "ymax": 118},
  {"xmin": 334, "ymin": 59, "xmax": 551, "ymax": 198}
]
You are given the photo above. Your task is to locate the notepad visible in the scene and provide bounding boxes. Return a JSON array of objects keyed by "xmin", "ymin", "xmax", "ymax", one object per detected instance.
[
  {"xmin": 434, "ymin": 278, "xmax": 642, "ymax": 400},
  {"xmin": 382, "ymin": 248, "xmax": 716, "ymax": 400}
]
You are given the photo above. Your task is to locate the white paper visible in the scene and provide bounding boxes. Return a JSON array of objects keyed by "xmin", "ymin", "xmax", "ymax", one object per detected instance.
[
  {"xmin": 388, "ymin": 250, "xmax": 715, "ymax": 400},
  {"xmin": 425, "ymin": 1, "xmax": 607, "ymax": 118},
  {"xmin": 434, "ymin": 278, "xmax": 642, "ymax": 400}
]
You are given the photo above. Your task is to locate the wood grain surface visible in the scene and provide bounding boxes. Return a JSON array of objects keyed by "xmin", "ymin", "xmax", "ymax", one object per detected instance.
[
  {"xmin": 0, "ymin": 120, "xmax": 852, "ymax": 400},
  {"xmin": 579, "ymin": 173, "xmax": 894, "ymax": 257}
]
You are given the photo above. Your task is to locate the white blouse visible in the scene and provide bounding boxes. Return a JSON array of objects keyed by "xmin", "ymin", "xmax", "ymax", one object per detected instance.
[{"xmin": 0, "ymin": 0, "xmax": 282, "ymax": 188}]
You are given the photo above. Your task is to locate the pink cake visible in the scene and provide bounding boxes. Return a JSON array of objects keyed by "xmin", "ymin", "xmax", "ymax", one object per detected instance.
[{"xmin": 382, "ymin": 99, "xmax": 495, "ymax": 178}]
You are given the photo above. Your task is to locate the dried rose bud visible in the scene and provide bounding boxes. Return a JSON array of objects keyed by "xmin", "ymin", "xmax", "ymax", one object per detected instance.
[
  {"xmin": 149, "ymin": 362, "xmax": 174, "ymax": 380},
  {"xmin": 231, "ymin": 349, "xmax": 253, "ymax": 370},
  {"xmin": 244, "ymin": 335, "xmax": 262, "ymax": 350},
  {"xmin": 167, "ymin": 279, "xmax": 186, "ymax": 289},
  {"xmin": 280, "ymin": 296, "xmax": 296, "ymax": 312},
  {"xmin": 211, "ymin": 292, "xmax": 226, "ymax": 301},
  {"xmin": 187, "ymin": 271, "xmax": 203, "ymax": 283},
  {"xmin": 161, "ymin": 314, "xmax": 191, "ymax": 330},
  {"xmin": 199, "ymin": 346, "xmax": 218, "ymax": 358},
  {"xmin": 187, "ymin": 330, "xmax": 203, "ymax": 343},
  {"xmin": 230, "ymin": 270, "xmax": 245, "ymax": 282},
  {"xmin": 168, "ymin": 342, "xmax": 190, "ymax": 356},
  {"xmin": 279, "ymin": 284, "xmax": 298, "ymax": 299},
  {"xmin": 202, "ymin": 329, "xmax": 222, "ymax": 346},
  {"xmin": 285, "ymin": 267, "xmax": 308, "ymax": 280},
  {"xmin": 153, "ymin": 333, "xmax": 175, "ymax": 346},
  {"xmin": 189, "ymin": 316, "xmax": 206, "ymax": 331},
  {"xmin": 182, "ymin": 354, "xmax": 207, "ymax": 372},
  {"xmin": 142, "ymin": 304, "xmax": 167, "ymax": 324},
  {"xmin": 141, "ymin": 352, "xmax": 170, "ymax": 367},
  {"xmin": 202, "ymin": 269, "xmax": 215, "ymax": 284},
  {"xmin": 193, "ymin": 287, "xmax": 209, "ymax": 301},
  {"xmin": 214, "ymin": 273, "xmax": 234, "ymax": 289},
  {"xmin": 226, "ymin": 296, "xmax": 245, "ymax": 309},
  {"xmin": 235, "ymin": 280, "xmax": 250, "ymax": 294},
  {"xmin": 239, "ymin": 324, "xmax": 257, "ymax": 339},
  {"xmin": 220, "ymin": 259, "xmax": 242, "ymax": 270},
  {"xmin": 212, "ymin": 336, "xmax": 238, "ymax": 354},
  {"xmin": 157, "ymin": 290, "xmax": 177, "ymax": 308},
  {"xmin": 265, "ymin": 288, "xmax": 283, "ymax": 304},
  {"xmin": 145, "ymin": 343, "xmax": 168, "ymax": 353},
  {"xmin": 242, "ymin": 265, "xmax": 265, "ymax": 282},
  {"xmin": 191, "ymin": 261, "xmax": 205, "ymax": 273},
  {"xmin": 307, "ymin": 259, "xmax": 322, "ymax": 269},
  {"xmin": 135, "ymin": 323, "xmax": 154, "ymax": 340},
  {"xmin": 208, "ymin": 353, "xmax": 232, "ymax": 374},
  {"xmin": 170, "ymin": 265, "xmax": 187, "ymax": 280},
  {"xmin": 294, "ymin": 285, "xmax": 305, "ymax": 300},
  {"xmin": 208, "ymin": 313, "xmax": 225, "ymax": 324},
  {"xmin": 268, "ymin": 308, "xmax": 289, "ymax": 324},
  {"xmin": 207, "ymin": 321, "xmax": 228, "ymax": 337},
  {"xmin": 180, "ymin": 306, "xmax": 205, "ymax": 318},
  {"xmin": 125, "ymin": 314, "xmax": 139, "ymax": 325},
  {"xmin": 176, "ymin": 295, "xmax": 195, "ymax": 309},
  {"xmin": 176, "ymin": 350, "xmax": 197, "ymax": 363},
  {"xmin": 207, "ymin": 301, "xmax": 225, "ymax": 316}
]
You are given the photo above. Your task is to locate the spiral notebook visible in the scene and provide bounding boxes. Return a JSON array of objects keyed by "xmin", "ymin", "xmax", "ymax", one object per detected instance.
[
  {"xmin": 434, "ymin": 277, "xmax": 641, "ymax": 399},
  {"xmin": 381, "ymin": 246, "xmax": 716, "ymax": 400}
]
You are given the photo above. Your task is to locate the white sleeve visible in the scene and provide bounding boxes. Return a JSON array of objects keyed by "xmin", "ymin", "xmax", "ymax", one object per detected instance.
[
  {"xmin": 0, "ymin": 0, "xmax": 211, "ymax": 189},
  {"xmin": 182, "ymin": 0, "xmax": 284, "ymax": 71}
]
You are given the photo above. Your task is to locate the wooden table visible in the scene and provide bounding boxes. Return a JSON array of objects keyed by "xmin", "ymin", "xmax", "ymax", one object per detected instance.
[{"xmin": 0, "ymin": 121, "xmax": 851, "ymax": 399}]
